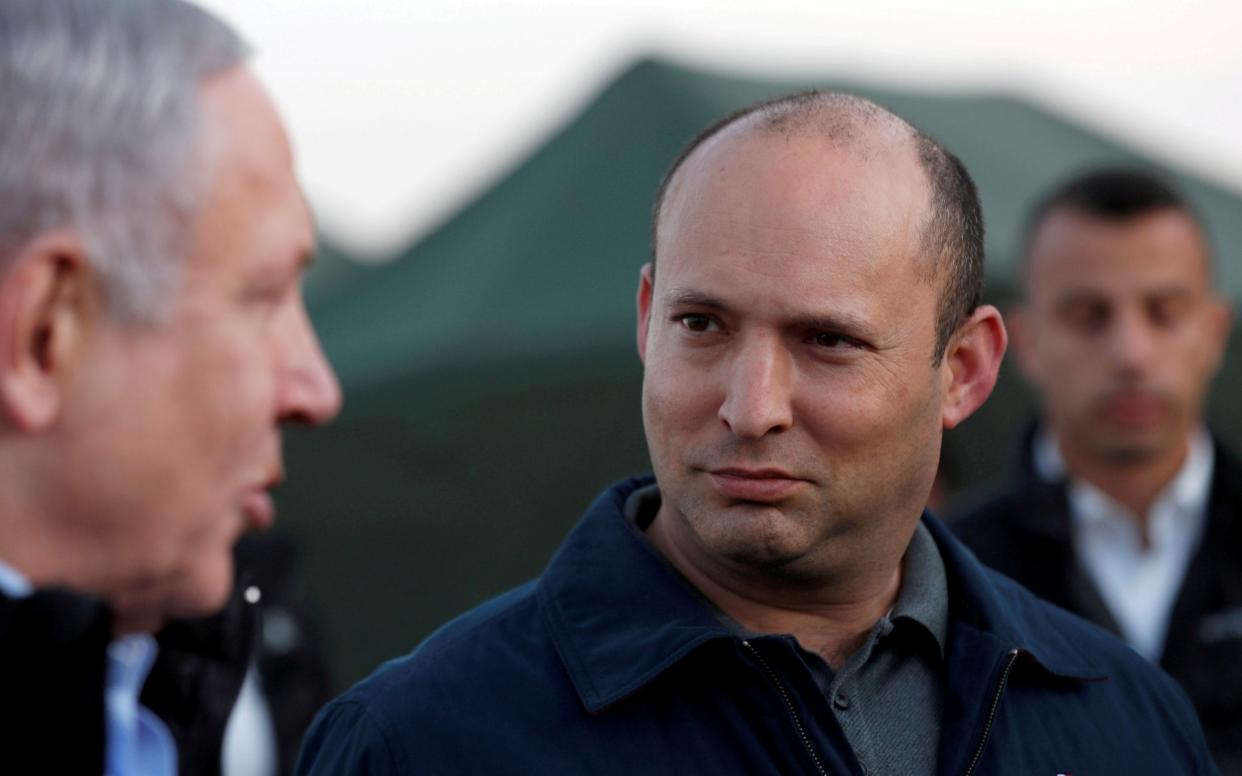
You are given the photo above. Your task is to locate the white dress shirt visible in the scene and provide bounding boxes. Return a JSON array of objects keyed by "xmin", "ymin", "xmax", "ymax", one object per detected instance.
[
  {"xmin": 0, "ymin": 556, "xmax": 32, "ymax": 598},
  {"xmin": 221, "ymin": 660, "xmax": 278, "ymax": 776},
  {"xmin": 1034, "ymin": 429, "xmax": 1214, "ymax": 662}
]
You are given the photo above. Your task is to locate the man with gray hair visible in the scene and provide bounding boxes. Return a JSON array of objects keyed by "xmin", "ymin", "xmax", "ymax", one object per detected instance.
[
  {"xmin": 299, "ymin": 92, "xmax": 1212, "ymax": 774},
  {"xmin": 0, "ymin": 0, "xmax": 341, "ymax": 773}
]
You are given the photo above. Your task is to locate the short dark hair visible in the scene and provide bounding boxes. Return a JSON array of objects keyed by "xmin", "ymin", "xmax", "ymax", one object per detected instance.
[
  {"xmin": 649, "ymin": 91, "xmax": 984, "ymax": 365},
  {"xmin": 1021, "ymin": 168, "xmax": 1207, "ymax": 280}
]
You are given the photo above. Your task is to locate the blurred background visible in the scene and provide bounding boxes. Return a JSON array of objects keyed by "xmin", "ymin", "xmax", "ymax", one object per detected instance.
[{"xmin": 198, "ymin": 0, "xmax": 1242, "ymax": 687}]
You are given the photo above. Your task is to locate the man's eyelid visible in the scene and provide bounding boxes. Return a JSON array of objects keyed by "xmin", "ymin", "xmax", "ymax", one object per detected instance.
[
  {"xmin": 673, "ymin": 311, "xmax": 726, "ymax": 331},
  {"xmin": 249, "ymin": 252, "xmax": 308, "ymax": 298},
  {"xmin": 1148, "ymin": 292, "xmax": 1192, "ymax": 313},
  {"xmin": 242, "ymin": 273, "xmax": 297, "ymax": 304},
  {"xmin": 806, "ymin": 328, "xmax": 868, "ymax": 350},
  {"xmin": 1058, "ymin": 299, "xmax": 1108, "ymax": 323}
]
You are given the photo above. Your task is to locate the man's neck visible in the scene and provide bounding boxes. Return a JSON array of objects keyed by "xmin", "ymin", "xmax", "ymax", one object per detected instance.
[
  {"xmin": 646, "ymin": 509, "xmax": 901, "ymax": 669},
  {"xmin": 1056, "ymin": 434, "xmax": 1191, "ymax": 539},
  {"xmin": 0, "ymin": 510, "xmax": 158, "ymax": 634}
]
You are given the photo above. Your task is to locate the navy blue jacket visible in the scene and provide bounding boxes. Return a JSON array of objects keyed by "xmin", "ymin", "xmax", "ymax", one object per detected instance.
[
  {"xmin": 952, "ymin": 427, "xmax": 1242, "ymax": 773},
  {"xmin": 298, "ymin": 476, "xmax": 1214, "ymax": 775}
]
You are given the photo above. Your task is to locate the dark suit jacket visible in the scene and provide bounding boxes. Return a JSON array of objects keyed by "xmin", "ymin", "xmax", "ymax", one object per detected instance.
[
  {"xmin": 0, "ymin": 534, "xmax": 332, "ymax": 776},
  {"xmin": 953, "ymin": 427, "xmax": 1242, "ymax": 773},
  {"xmin": 144, "ymin": 534, "xmax": 335, "ymax": 776},
  {"xmin": 0, "ymin": 586, "xmax": 111, "ymax": 774}
]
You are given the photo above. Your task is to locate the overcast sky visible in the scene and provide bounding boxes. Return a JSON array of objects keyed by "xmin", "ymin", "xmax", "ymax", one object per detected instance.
[{"xmin": 199, "ymin": 0, "xmax": 1241, "ymax": 257}]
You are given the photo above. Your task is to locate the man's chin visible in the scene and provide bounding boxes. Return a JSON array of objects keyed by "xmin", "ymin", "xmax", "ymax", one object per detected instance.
[
  {"xmin": 1091, "ymin": 431, "xmax": 1172, "ymax": 466},
  {"xmin": 114, "ymin": 562, "xmax": 235, "ymax": 633},
  {"xmin": 703, "ymin": 517, "xmax": 823, "ymax": 577},
  {"xmin": 167, "ymin": 566, "xmax": 236, "ymax": 620}
]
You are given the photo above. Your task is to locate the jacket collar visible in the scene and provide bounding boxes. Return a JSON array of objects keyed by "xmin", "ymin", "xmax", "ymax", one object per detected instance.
[
  {"xmin": 537, "ymin": 476, "xmax": 735, "ymax": 712},
  {"xmin": 925, "ymin": 515, "xmax": 1103, "ymax": 680},
  {"xmin": 539, "ymin": 476, "xmax": 1103, "ymax": 713}
]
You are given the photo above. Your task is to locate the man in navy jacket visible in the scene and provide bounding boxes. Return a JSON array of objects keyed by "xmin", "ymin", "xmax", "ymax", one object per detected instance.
[{"xmin": 299, "ymin": 93, "xmax": 1214, "ymax": 774}]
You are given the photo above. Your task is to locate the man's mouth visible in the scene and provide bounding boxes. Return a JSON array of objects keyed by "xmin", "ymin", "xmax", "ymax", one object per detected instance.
[
  {"xmin": 241, "ymin": 488, "xmax": 276, "ymax": 530},
  {"xmin": 1098, "ymin": 391, "xmax": 1167, "ymax": 427},
  {"xmin": 241, "ymin": 466, "xmax": 284, "ymax": 531},
  {"xmin": 708, "ymin": 467, "xmax": 805, "ymax": 502}
]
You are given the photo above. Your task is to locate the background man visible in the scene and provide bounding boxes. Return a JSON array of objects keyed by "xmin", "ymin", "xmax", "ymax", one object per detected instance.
[
  {"xmin": 953, "ymin": 168, "xmax": 1238, "ymax": 771},
  {"xmin": 298, "ymin": 95, "xmax": 1212, "ymax": 774},
  {"xmin": 0, "ymin": 1, "xmax": 341, "ymax": 773}
]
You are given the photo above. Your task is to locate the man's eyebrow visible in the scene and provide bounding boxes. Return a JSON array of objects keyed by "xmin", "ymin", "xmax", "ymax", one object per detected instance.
[
  {"xmin": 799, "ymin": 313, "xmax": 872, "ymax": 335},
  {"xmin": 1145, "ymin": 286, "xmax": 1196, "ymax": 301},
  {"xmin": 663, "ymin": 288, "xmax": 729, "ymax": 310},
  {"xmin": 663, "ymin": 287, "xmax": 873, "ymax": 336},
  {"xmin": 1053, "ymin": 288, "xmax": 1107, "ymax": 307}
]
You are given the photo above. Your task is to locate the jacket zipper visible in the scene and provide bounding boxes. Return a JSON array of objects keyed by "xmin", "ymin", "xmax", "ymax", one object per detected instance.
[
  {"xmin": 741, "ymin": 640, "xmax": 829, "ymax": 776},
  {"xmin": 963, "ymin": 648, "xmax": 1020, "ymax": 776}
]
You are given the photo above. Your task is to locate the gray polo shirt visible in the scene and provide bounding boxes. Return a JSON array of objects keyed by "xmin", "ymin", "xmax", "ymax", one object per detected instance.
[{"xmin": 627, "ymin": 485, "xmax": 948, "ymax": 776}]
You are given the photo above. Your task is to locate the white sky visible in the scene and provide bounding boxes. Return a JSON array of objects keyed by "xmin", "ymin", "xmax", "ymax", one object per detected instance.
[{"xmin": 198, "ymin": 0, "xmax": 1242, "ymax": 258}]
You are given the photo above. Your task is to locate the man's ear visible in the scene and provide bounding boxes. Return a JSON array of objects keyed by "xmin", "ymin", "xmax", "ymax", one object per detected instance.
[
  {"xmin": 1203, "ymin": 294, "xmax": 1234, "ymax": 377},
  {"xmin": 636, "ymin": 262, "xmax": 654, "ymax": 363},
  {"xmin": 1003, "ymin": 304, "xmax": 1041, "ymax": 384},
  {"xmin": 0, "ymin": 231, "xmax": 93, "ymax": 431},
  {"xmin": 941, "ymin": 304, "xmax": 1008, "ymax": 430}
]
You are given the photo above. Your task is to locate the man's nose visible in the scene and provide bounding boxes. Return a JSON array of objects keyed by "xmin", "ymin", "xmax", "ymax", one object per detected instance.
[
  {"xmin": 718, "ymin": 335, "xmax": 793, "ymax": 439},
  {"xmin": 276, "ymin": 302, "xmax": 343, "ymax": 426},
  {"xmin": 1106, "ymin": 309, "xmax": 1158, "ymax": 377}
]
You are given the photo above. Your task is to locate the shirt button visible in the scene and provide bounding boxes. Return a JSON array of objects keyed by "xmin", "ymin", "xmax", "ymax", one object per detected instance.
[{"xmin": 834, "ymin": 693, "xmax": 850, "ymax": 710}]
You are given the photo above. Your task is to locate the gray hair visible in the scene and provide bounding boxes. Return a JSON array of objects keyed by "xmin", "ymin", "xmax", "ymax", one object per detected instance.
[{"xmin": 0, "ymin": 0, "xmax": 249, "ymax": 320}]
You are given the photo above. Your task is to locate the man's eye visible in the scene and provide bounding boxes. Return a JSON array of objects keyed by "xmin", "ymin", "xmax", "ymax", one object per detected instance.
[
  {"xmin": 809, "ymin": 331, "xmax": 856, "ymax": 349},
  {"xmin": 240, "ymin": 282, "xmax": 292, "ymax": 312},
  {"xmin": 1149, "ymin": 298, "xmax": 1190, "ymax": 328},
  {"xmin": 1061, "ymin": 303, "xmax": 1109, "ymax": 332},
  {"xmin": 246, "ymin": 287, "xmax": 282, "ymax": 305},
  {"xmin": 676, "ymin": 314, "xmax": 719, "ymax": 333}
]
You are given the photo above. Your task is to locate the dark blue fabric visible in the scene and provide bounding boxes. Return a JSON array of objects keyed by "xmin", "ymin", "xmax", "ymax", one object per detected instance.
[
  {"xmin": 953, "ymin": 428, "xmax": 1242, "ymax": 773},
  {"xmin": 297, "ymin": 476, "xmax": 1216, "ymax": 775}
]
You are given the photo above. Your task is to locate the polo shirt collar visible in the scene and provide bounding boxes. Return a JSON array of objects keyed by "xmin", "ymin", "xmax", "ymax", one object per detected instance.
[{"xmin": 889, "ymin": 521, "xmax": 948, "ymax": 660}]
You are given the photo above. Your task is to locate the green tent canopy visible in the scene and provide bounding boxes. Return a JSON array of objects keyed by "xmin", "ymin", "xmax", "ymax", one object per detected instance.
[{"xmin": 282, "ymin": 58, "xmax": 1242, "ymax": 685}]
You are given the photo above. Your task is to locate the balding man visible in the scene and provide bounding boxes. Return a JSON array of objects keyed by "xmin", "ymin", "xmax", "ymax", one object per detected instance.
[
  {"xmin": 0, "ymin": 1, "xmax": 340, "ymax": 773},
  {"xmin": 953, "ymin": 168, "xmax": 1238, "ymax": 771},
  {"xmin": 298, "ymin": 95, "xmax": 1211, "ymax": 775}
]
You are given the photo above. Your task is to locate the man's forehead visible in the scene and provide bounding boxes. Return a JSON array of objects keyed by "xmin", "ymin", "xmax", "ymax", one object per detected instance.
[
  {"xmin": 196, "ymin": 66, "xmax": 295, "ymax": 189},
  {"xmin": 659, "ymin": 113, "xmax": 930, "ymax": 244},
  {"xmin": 1025, "ymin": 207, "xmax": 1211, "ymax": 293},
  {"xmin": 674, "ymin": 113, "xmax": 918, "ymax": 188},
  {"xmin": 182, "ymin": 66, "xmax": 313, "ymax": 283},
  {"xmin": 661, "ymin": 130, "xmax": 928, "ymax": 258}
]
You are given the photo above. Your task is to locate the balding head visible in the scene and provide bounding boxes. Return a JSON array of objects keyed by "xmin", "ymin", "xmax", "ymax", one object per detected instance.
[{"xmin": 651, "ymin": 91, "xmax": 983, "ymax": 363}]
